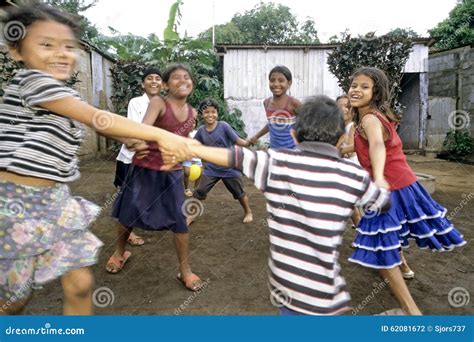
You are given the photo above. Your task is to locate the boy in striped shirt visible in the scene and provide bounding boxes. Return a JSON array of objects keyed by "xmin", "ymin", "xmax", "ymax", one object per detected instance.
[{"xmin": 166, "ymin": 95, "xmax": 390, "ymax": 315}]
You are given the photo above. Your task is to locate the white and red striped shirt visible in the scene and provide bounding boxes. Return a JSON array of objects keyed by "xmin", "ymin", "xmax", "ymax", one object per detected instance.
[{"xmin": 229, "ymin": 142, "xmax": 390, "ymax": 315}]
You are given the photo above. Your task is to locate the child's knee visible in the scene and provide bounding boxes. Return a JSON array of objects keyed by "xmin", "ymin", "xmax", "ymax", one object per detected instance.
[{"xmin": 62, "ymin": 268, "xmax": 94, "ymax": 299}]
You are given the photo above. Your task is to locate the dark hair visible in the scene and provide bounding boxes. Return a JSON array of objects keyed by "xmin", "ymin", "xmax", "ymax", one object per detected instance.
[
  {"xmin": 349, "ymin": 67, "xmax": 399, "ymax": 123},
  {"xmin": 162, "ymin": 63, "xmax": 194, "ymax": 83},
  {"xmin": 269, "ymin": 65, "xmax": 292, "ymax": 82},
  {"xmin": 294, "ymin": 95, "xmax": 345, "ymax": 145},
  {"xmin": 141, "ymin": 67, "xmax": 162, "ymax": 81},
  {"xmin": 2, "ymin": 3, "xmax": 80, "ymax": 49},
  {"xmin": 197, "ymin": 97, "xmax": 220, "ymax": 115}
]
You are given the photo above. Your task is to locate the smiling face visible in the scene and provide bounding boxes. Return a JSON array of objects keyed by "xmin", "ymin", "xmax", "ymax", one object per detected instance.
[
  {"xmin": 348, "ymin": 74, "xmax": 374, "ymax": 112},
  {"xmin": 142, "ymin": 74, "xmax": 162, "ymax": 97},
  {"xmin": 11, "ymin": 20, "xmax": 78, "ymax": 81},
  {"xmin": 269, "ymin": 71, "xmax": 291, "ymax": 97},
  {"xmin": 165, "ymin": 68, "xmax": 193, "ymax": 99},
  {"xmin": 202, "ymin": 105, "xmax": 218, "ymax": 126}
]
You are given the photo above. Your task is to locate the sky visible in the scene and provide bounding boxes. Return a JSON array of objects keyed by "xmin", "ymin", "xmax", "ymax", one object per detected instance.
[{"xmin": 84, "ymin": 0, "xmax": 459, "ymax": 43}]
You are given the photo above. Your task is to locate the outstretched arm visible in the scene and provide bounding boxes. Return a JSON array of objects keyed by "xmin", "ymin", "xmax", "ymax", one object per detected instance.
[{"xmin": 39, "ymin": 96, "xmax": 197, "ymax": 161}]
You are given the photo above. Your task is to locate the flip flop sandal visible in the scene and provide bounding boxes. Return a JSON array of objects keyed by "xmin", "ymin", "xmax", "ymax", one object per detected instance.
[
  {"xmin": 127, "ymin": 234, "xmax": 145, "ymax": 246},
  {"xmin": 106, "ymin": 251, "xmax": 132, "ymax": 274}
]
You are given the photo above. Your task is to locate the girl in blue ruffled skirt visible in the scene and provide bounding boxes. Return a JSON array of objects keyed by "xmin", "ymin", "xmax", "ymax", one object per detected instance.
[{"xmin": 345, "ymin": 67, "xmax": 466, "ymax": 315}]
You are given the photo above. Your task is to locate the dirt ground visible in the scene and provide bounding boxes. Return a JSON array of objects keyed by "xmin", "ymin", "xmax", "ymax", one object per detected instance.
[{"xmin": 25, "ymin": 154, "xmax": 473, "ymax": 316}]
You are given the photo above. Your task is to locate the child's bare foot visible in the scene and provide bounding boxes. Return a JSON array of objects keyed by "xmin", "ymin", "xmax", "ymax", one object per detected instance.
[{"xmin": 243, "ymin": 212, "xmax": 253, "ymax": 223}]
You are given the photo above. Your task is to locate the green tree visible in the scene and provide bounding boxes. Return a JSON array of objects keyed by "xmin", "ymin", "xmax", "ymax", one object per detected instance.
[
  {"xmin": 46, "ymin": 0, "xmax": 100, "ymax": 41},
  {"xmin": 105, "ymin": 1, "xmax": 246, "ymax": 136},
  {"xmin": 198, "ymin": 2, "xmax": 319, "ymax": 44},
  {"xmin": 327, "ymin": 29, "xmax": 414, "ymax": 116},
  {"xmin": 429, "ymin": 0, "xmax": 474, "ymax": 50}
]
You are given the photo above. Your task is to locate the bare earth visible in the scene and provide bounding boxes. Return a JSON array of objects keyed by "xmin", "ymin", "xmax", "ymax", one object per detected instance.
[{"xmin": 25, "ymin": 154, "xmax": 473, "ymax": 315}]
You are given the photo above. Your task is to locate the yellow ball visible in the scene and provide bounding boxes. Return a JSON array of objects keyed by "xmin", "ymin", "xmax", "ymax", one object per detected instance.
[{"xmin": 189, "ymin": 164, "xmax": 201, "ymax": 181}]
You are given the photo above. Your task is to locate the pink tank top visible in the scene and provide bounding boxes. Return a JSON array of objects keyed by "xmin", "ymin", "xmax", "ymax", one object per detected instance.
[
  {"xmin": 133, "ymin": 99, "xmax": 195, "ymax": 171},
  {"xmin": 354, "ymin": 112, "xmax": 417, "ymax": 190}
]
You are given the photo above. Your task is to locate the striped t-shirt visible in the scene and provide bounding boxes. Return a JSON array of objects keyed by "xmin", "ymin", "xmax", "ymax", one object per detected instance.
[
  {"xmin": 229, "ymin": 142, "xmax": 390, "ymax": 315},
  {"xmin": 0, "ymin": 69, "xmax": 84, "ymax": 182}
]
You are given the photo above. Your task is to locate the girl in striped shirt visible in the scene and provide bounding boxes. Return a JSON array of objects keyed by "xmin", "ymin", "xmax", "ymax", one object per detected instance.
[{"xmin": 0, "ymin": 4, "xmax": 196, "ymax": 315}]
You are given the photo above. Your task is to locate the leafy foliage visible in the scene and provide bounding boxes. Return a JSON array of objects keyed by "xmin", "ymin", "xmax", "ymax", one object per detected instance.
[
  {"xmin": 327, "ymin": 29, "xmax": 414, "ymax": 115},
  {"xmin": 0, "ymin": 50, "xmax": 21, "ymax": 97},
  {"xmin": 45, "ymin": 0, "xmax": 100, "ymax": 41},
  {"xmin": 429, "ymin": 0, "xmax": 474, "ymax": 50},
  {"xmin": 101, "ymin": 1, "xmax": 246, "ymax": 137},
  {"xmin": 198, "ymin": 2, "xmax": 319, "ymax": 44},
  {"xmin": 442, "ymin": 131, "xmax": 474, "ymax": 157},
  {"xmin": 163, "ymin": 0, "xmax": 183, "ymax": 42}
]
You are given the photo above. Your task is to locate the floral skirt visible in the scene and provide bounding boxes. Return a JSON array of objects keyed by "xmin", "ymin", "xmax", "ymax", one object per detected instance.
[
  {"xmin": 348, "ymin": 181, "xmax": 466, "ymax": 269},
  {"xmin": 0, "ymin": 180, "xmax": 103, "ymax": 301}
]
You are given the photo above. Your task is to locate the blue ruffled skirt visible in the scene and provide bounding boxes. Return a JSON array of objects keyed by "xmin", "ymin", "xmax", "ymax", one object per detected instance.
[{"xmin": 349, "ymin": 181, "xmax": 466, "ymax": 269}]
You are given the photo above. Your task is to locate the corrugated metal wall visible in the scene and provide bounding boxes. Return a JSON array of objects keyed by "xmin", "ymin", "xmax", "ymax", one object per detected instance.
[{"xmin": 223, "ymin": 44, "xmax": 429, "ymax": 144}]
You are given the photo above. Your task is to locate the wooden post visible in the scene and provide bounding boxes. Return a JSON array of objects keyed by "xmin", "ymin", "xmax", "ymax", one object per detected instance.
[{"xmin": 419, "ymin": 72, "xmax": 429, "ymax": 151}]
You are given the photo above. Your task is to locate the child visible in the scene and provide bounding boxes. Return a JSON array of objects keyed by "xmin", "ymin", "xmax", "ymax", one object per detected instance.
[
  {"xmin": 182, "ymin": 120, "xmax": 202, "ymax": 197},
  {"xmin": 189, "ymin": 98, "xmax": 252, "ymax": 225},
  {"xmin": 0, "ymin": 5, "xmax": 196, "ymax": 315},
  {"xmin": 347, "ymin": 66, "xmax": 466, "ymax": 315},
  {"xmin": 165, "ymin": 95, "xmax": 391, "ymax": 315},
  {"xmin": 107, "ymin": 64, "xmax": 205, "ymax": 292},
  {"xmin": 248, "ymin": 65, "xmax": 301, "ymax": 149},
  {"xmin": 114, "ymin": 66, "xmax": 163, "ymax": 246},
  {"xmin": 336, "ymin": 94, "xmax": 361, "ymax": 229}
]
